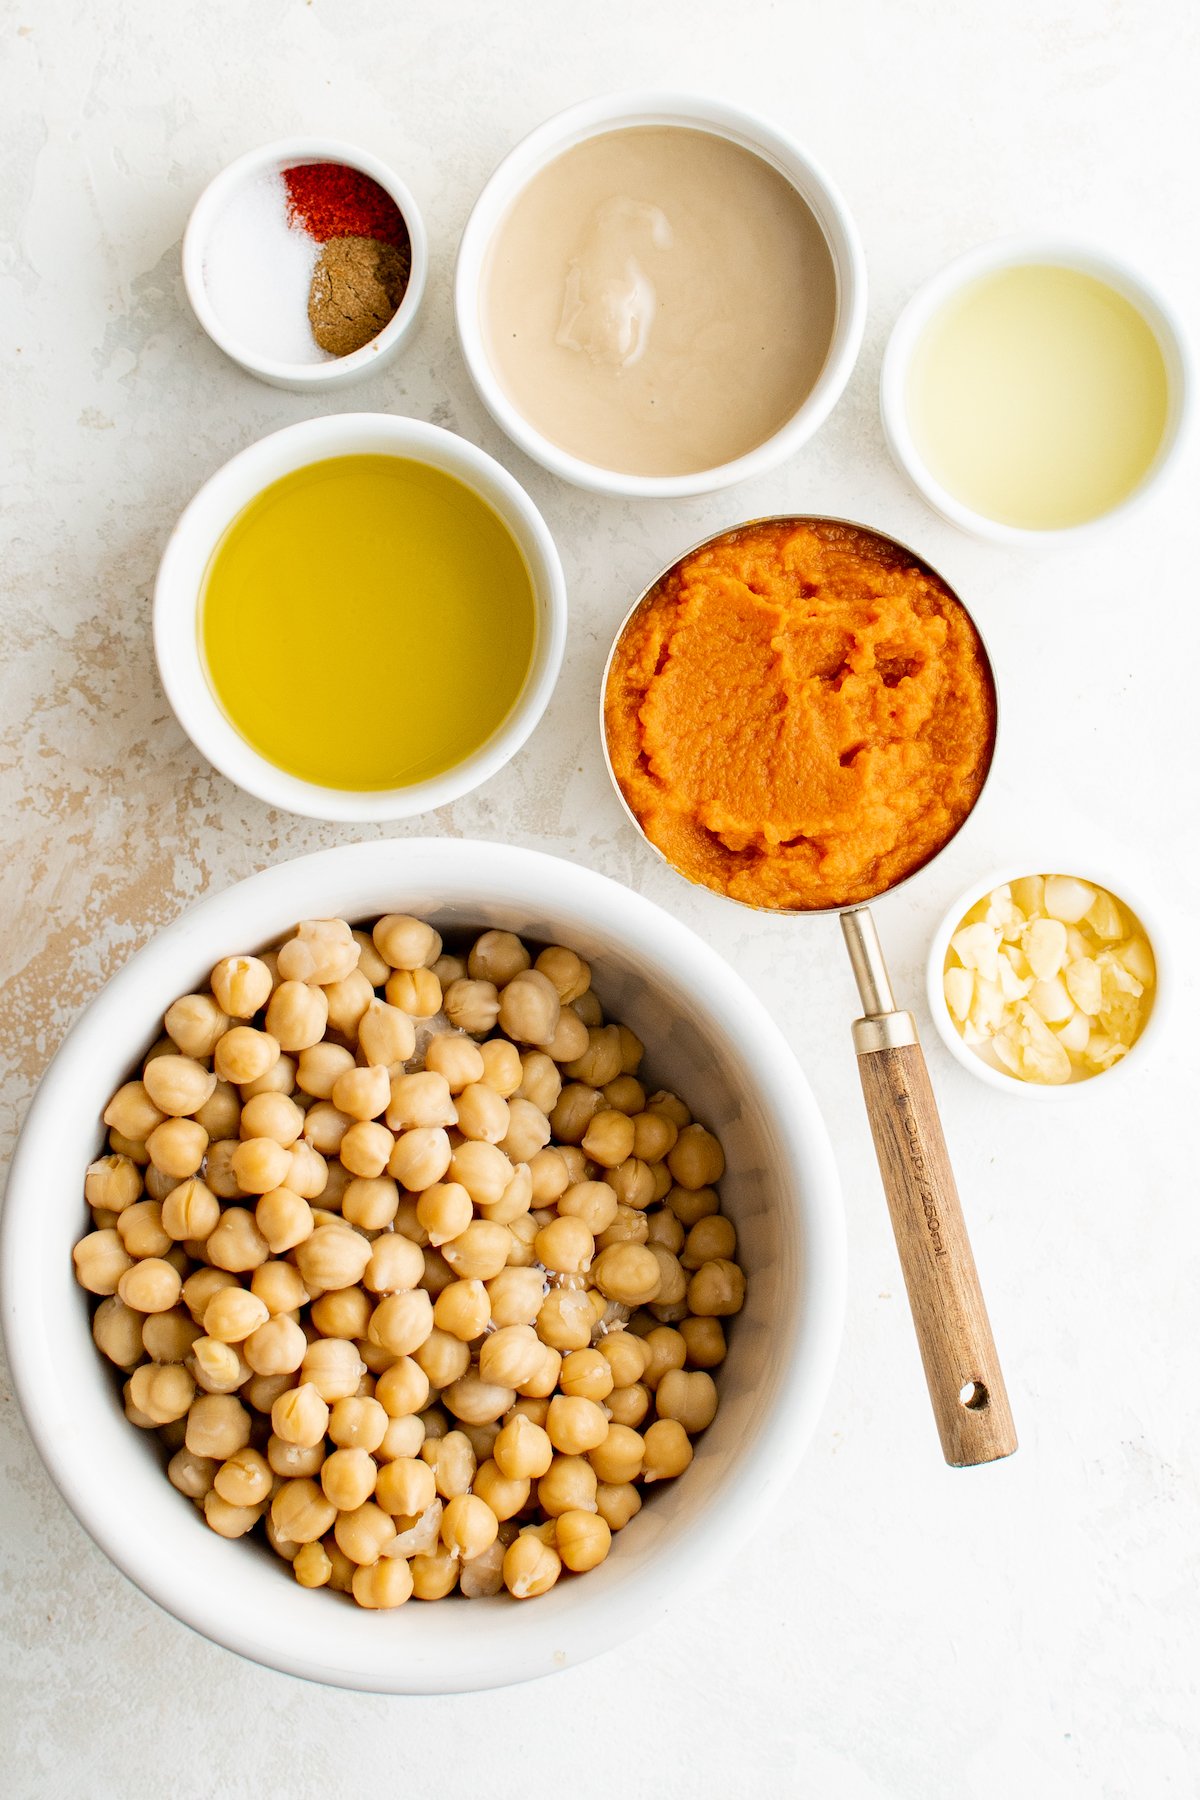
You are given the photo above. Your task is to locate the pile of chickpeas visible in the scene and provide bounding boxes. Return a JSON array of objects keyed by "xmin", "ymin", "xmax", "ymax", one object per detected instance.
[{"xmin": 72, "ymin": 914, "xmax": 746, "ymax": 1608}]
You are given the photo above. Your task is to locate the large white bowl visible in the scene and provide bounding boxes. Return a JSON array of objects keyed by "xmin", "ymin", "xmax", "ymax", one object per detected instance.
[
  {"xmin": 0, "ymin": 839, "xmax": 845, "ymax": 1693},
  {"xmin": 455, "ymin": 91, "xmax": 867, "ymax": 498},
  {"xmin": 154, "ymin": 414, "xmax": 567, "ymax": 823}
]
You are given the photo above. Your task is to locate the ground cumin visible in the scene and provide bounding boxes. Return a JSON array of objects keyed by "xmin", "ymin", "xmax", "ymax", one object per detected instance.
[{"xmin": 307, "ymin": 235, "xmax": 411, "ymax": 356}]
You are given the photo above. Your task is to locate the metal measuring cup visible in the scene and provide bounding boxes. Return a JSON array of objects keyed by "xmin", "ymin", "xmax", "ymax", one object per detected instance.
[{"xmin": 601, "ymin": 516, "xmax": 1017, "ymax": 1468}]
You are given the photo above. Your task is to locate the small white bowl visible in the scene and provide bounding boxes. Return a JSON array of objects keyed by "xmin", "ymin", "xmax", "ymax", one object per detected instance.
[
  {"xmin": 926, "ymin": 862, "xmax": 1171, "ymax": 1100},
  {"xmin": 183, "ymin": 137, "xmax": 428, "ymax": 390},
  {"xmin": 154, "ymin": 413, "xmax": 567, "ymax": 822},
  {"xmin": 455, "ymin": 91, "xmax": 867, "ymax": 498},
  {"xmin": 0, "ymin": 838, "xmax": 846, "ymax": 1693},
  {"xmin": 880, "ymin": 236, "xmax": 1191, "ymax": 547}
]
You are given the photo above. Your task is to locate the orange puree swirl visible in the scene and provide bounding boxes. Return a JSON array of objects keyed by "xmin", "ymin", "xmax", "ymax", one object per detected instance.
[{"xmin": 604, "ymin": 520, "xmax": 995, "ymax": 911}]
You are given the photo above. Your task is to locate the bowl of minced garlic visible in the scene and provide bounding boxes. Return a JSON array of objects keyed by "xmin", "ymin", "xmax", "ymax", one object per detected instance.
[{"xmin": 927, "ymin": 869, "xmax": 1164, "ymax": 1093}]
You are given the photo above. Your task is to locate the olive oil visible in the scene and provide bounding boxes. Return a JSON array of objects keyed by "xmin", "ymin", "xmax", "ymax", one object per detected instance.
[
  {"xmin": 906, "ymin": 265, "xmax": 1170, "ymax": 530},
  {"xmin": 200, "ymin": 455, "xmax": 536, "ymax": 790}
]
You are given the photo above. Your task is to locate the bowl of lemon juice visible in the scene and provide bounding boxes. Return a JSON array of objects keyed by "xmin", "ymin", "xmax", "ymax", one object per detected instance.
[
  {"xmin": 881, "ymin": 237, "xmax": 1189, "ymax": 546},
  {"xmin": 154, "ymin": 414, "xmax": 567, "ymax": 821}
]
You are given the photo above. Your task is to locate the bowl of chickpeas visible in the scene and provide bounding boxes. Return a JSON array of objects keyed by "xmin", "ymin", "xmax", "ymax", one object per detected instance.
[{"xmin": 1, "ymin": 837, "xmax": 844, "ymax": 1692}]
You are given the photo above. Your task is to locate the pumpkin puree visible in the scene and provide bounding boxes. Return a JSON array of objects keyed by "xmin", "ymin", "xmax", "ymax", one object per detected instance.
[{"xmin": 604, "ymin": 520, "xmax": 995, "ymax": 911}]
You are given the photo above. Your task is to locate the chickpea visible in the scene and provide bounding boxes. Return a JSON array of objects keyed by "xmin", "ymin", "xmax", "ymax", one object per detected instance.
[
  {"xmin": 503, "ymin": 1531, "xmax": 561, "ymax": 1599},
  {"xmin": 92, "ymin": 1296, "xmax": 146, "ymax": 1368},
  {"xmin": 605, "ymin": 1157, "xmax": 656, "ymax": 1211},
  {"xmin": 146, "ymin": 1118, "xmax": 208, "ymax": 1180},
  {"xmin": 336, "ymin": 1121, "xmax": 390, "ymax": 1179},
  {"xmin": 239, "ymin": 1052, "xmax": 298, "ymax": 1101},
  {"xmin": 565, "ymin": 1025, "xmax": 623, "ymax": 1088},
  {"xmin": 645, "ymin": 1209, "xmax": 684, "ymax": 1255},
  {"xmin": 230, "ymin": 1137, "xmax": 291, "ymax": 1196},
  {"xmin": 545, "ymin": 1394, "xmax": 609, "ymax": 1455},
  {"xmin": 212, "ymin": 1445, "xmax": 272, "ymax": 1508},
  {"xmin": 687, "ymin": 1258, "xmax": 746, "ymax": 1318},
  {"xmin": 316, "ymin": 1446, "xmax": 375, "ymax": 1512},
  {"xmin": 254, "ymin": 1187, "xmax": 313, "ymax": 1256},
  {"xmin": 429, "ymin": 1278, "xmax": 487, "ymax": 1342},
  {"xmin": 349, "ymin": 1558, "xmax": 412, "ymax": 1609},
  {"xmin": 186, "ymin": 1392, "xmax": 251, "ymax": 1460},
  {"xmin": 322, "ymin": 969, "xmax": 373, "ymax": 1038},
  {"xmin": 337, "ymin": 1176, "xmax": 395, "ymax": 1233},
  {"xmin": 478, "ymin": 1039, "xmax": 523, "ymax": 1098},
  {"xmin": 203, "ymin": 1139, "xmax": 242, "ymax": 1199},
  {"xmin": 372, "ymin": 914, "xmax": 437, "ymax": 971},
  {"xmin": 301, "ymin": 1336, "xmax": 366, "ymax": 1402},
  {"xmin": 606, "ymin": 1383, "xmax": 651, "ymax": 1429},
  {"xmin": 104, "ymin": 1081, "xmax": 165, "ymax": 1142},
  {"xmin": 534, "ymin": 1288, "xmax": 593, "ymax": 1354},
  {"xmin": 422, "ymin": 1430, "xmax": 476, "ymax": 1500},
  {"xmin": 106, "ymin": 1130, "xmax": 150, "ymax": 1167},
  {"xmin": 496, "ymin": 969, "xmax": 560, "ymax": 1048},
  {"xmin": 241, "ymin": 1311, "xmax": 306, "ymax": 1377},
  {"xmin": 442, "ymin": 977, "xmax": 500, "ymax": 1037},
  {"xmin": 535, "ymin": 945, "xmax": 591, "ymax": 1003},
  {"xmin": 551, "ymin": 1183, "xmax": 613, "ymax": 1240},
  {"xmin": 203, "ymin": 1490, "xmax": 265, "ymax": 1539},
  {"xmin": 294, "ymin": 1225, "xmax": 372, "ymax": 1293},
  {"xmin": 646, "ymin": 1243, "xmax": 688, "ymax": 1307},
  {"xmin": 141, "ymin": 1054, "xmax": 216, "ymax": 1120},
  {"xmin": 375, "ymin": 1355, "xmax": 432, "ymax": 1419},
  {"xmin": 73, "ymin": 1229, "xmax": 133, "ymax": 1296},
  {"xmin": 209, "ymin": 956, "xmax": 271, "ymax": 1019},
  {"xmin": 117, "ymin": 1258, "xmax": 182, "ymax": 1314},
  {"xmin": 375, "ymin": 1454, "xmax": 437, "ymax": 1517},
  {"xmin": 361, "ymin": 1233, "xmax": 423, "ymax": 1298},
  {"xmin": 632, "ymin": 1110, "xmax": 678, "ymax": 1164},
  {"xmin": 477, "ymin": 1161, "xmax": 532, "ymax": 1228},
  {"xmin": 412, "ymin": 1181, "xmax": 470, "ymax": 1248},
  {"xmin": 384, "ymin": 966, "xmax": 442, "ymax": 1017},
  {"xmin": 158, "ymin": 1177, "xmax": 217, "ymax": 1244},
  {"xmin": 272, "ymin": 1478, "xmax": 337, "ymax": 1545},
  {"xmin": 454, "ymin": 1082, "xmax": 509, "ymax": 1146},
  {"xmin": 264, "ymin": 981, "xmax": 328, "ymax": 1055},
  {"xmin": 462, "ymin": 930, "xmax": 526, "ymax": 987},
  {"xmin": 593, "ymin": 1242, "xmax": 661, "ymax": 1307},
  {"xmin": 203, "ymin": 1286, "xmax": 269, "ymax": 1345},
  {"xmin": 292, "ymin": 1540, "xmax": 333, "ymax": 1589},
  {"xmin": 551, "ymin": 1083, "xmax": 603, "ymax": 1145},
  {"xmin": 537, "ymin": 1455, "xmax": 597, "ymax": 1518},
  {"xmin": 682, "ymin": 1214, "xmax": 738, "ymax": 1268},
  {"xmin": 656, "ymin": 1367, "xmax": 719, "ymax": 1434},
  {"xmin": 523, "ymin": 1148, "xmax": 566, "ymax": 1208},
  {"xmin": 327, "ymin": 1066, "xmax": 387, "ymax": 1126},
  {"xmin": 368, "ymin": 1288, "xmax": 434, "ymax": 1358},
  {"xmin": 475, "ymin": 1323, "xmax": 540, "ymax": 1389},
  {"xmin": 164, "ymin": 993, "xmax": 229, "ymax": 1061},
  {"xmin": 186, "ymin": 1336, "xmax": 245, "ymax": 1395},
  {"xmin": 168, "ymin": 1446, "xmax": 219, "ymax": 1501},
  {"xmin": 127, "ymin": 1361, "xmax": 195, "ymax": 1425},
  {"xmin": 666, "ymin": 1122, "xmax": 725, "ymax": 1190},
  {"xmin": 84, "ymin": 1154, "xmax": 143, "ymax": 1216},
  {"xmin": 597, "ymin": 1329, "xmax": 648, "ymax": 1388},
  {"xmin": 206, "ymin": 1208, "xmax": 271, "ymax": 1273},
  {"xmin": 181, "ymin": 1265, "xmax": 237, "ymax": 1323},
  {"xmin": 481, "ymin": 1267, "xmax": 541, "ymax": 1331},
  {"xmin": 270, "ymin": 1382, "xmax": 330, "ymax": 1448},
  {"xmin": 556, "ymin": 1509, "xmax": 612, "ymax": 1573},
  {"xmin": 410, "ymin": 1549, "xmax": 459, "ymax": 1600},
  {"xmin": 214, "ymin": 1026, "xmax": 279, "ymax": 1086},
  {"xmin": 582, "ymin": 1109, "xmax": 636, "ymax": 1169},
  {"xmin": 559, "ymin": 1348, "xmax": 613, "ymax": 1402},
  {"xmin": 533, "ymin": 1214, "xmax": 594, "ymax": 1276},
  {"xmin": 515, "ymin": 1053, "xmax": 561, "ymax": 1116},
  {"xmin": 374, "ymin": 1413, "xmax": 425, "ymax": 1463},
  {"xmin": 444, "ymin": 1372, "xmax": 516, "ymax": 1427},
  {"xmin": 441, "ymin": 1492, "xmax": 499, "ymax": 1563},
  {"xmin": 275, "ymin": 923, "xmax": 356, "ymax": 991},
  {"xmin": 546, "ymin": 1008, "xmax": 590, "ymax": 1064},
  {"xmin": 239, "ymin": 1091, "xmax": 304, "ymax": 1148},
  {"xmin": 640, "ymin": 1326, "xmax": 687, "ymax": 1390},
  {"xmin": 666, "ymin": 1183, "xmax": 719, "ymax": 1229},
  {"xmin": 437, "ymin": 1219, "xmax": 509, "ymax": 1282},
  {"xmin": 596, "ymin": 1481, "xmax": 642, "ymax": 1533},
  {"xmin": 385, "ymin": 1071, "xmax": 455, "ymax": 1134},
  {"xmin": 413, "ymin": 1327, "xmax": 470, "ymax": 1393}
]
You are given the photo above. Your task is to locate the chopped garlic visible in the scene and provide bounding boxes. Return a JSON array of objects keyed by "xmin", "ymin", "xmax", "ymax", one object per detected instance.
[
  {"xmin": 1023, "ymin": 917, "xmax": 1068, "ymax": 981},
  {"xmin": 942, "ymin": 872, "xmax": 1154, "ymax": 1084}
]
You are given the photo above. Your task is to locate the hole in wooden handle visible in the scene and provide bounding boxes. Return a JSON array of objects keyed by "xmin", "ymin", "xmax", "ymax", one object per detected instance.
[{"xmin": 959, "ymin": 1380, "xmax": 989, "ymax": 1411}]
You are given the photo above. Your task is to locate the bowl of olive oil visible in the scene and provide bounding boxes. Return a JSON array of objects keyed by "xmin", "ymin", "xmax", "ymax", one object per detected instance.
[
  {"xmin": 880, "ymin": 237, "xmax": 1189, "ymax": 546},
  {"xmin": 155, "ymin": 415, "xmax": 566, "ymax": 820}
]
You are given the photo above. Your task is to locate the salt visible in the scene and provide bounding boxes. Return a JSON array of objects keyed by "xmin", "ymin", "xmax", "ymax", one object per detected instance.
[{"xmin": 202, "ymin": 170, "xmax": 332, "ymax": 365}]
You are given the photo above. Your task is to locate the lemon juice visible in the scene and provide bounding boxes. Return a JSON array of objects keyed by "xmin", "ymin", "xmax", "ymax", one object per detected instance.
[
  {"xmin": 906, "ymin": 264, "xmax": 1169, "ymax": 530},
  {"xmin": 201, "ymin": 455, "xmax": 536, "ymax": 790}
]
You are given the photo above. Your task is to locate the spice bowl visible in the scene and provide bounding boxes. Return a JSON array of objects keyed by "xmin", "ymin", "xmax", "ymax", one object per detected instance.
[
  {"xmin": 1, "ymin": 838, "xmax": 846, "ymax": 1691},
  {"xmin": 926, "ymin": 861, "xmax": 1172, "ymax": 1098},
  {"xmin": 455, "ymin": 91, "xmax": 867, "ymax": 498},
  {"xmin": 182, "ymin": 137, "xmax": 428, "ymax": 391},
  {"xmin": 154, "ymin": 413, "xmax": 567, "ymax": 821},
  {"xmin": 880, "ymin": 236, "xmax": 1191, "ymax": 546}
]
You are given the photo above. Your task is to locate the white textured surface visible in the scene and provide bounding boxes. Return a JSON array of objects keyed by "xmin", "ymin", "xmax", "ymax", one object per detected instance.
[{"xmin": 1, "ymin": 1, "xmax": 1197, "ymax": 1794}]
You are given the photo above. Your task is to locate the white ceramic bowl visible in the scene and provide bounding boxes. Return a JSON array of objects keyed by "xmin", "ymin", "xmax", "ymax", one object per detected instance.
[
  {"xmin": 0, "ymin": 839, "xmax": 844, "ymax": 1692},
  {"xmin": 182, "ymin": 137, "xmax": 428, "ymax": 390},
  {"xmin": 455, "ymin": 91, "xmax": 867, "ymax": 498},
  {"xmin": 880, "ymin": 235, "xmax": 1191, "ymax": 546},
  {"xmin": 154, "ymin": 413, "xmax": 567, "ymax": 822},
  {"xmin": 926, "ymin": 861, "xmax": 1171, "ymax": 1100}
]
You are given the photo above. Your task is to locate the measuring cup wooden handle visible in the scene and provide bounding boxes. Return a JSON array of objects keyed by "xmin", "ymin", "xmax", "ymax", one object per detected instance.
[{"xmin": 854, "ymin": 1031, "xmax": 1017, "ymax": 1467}]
